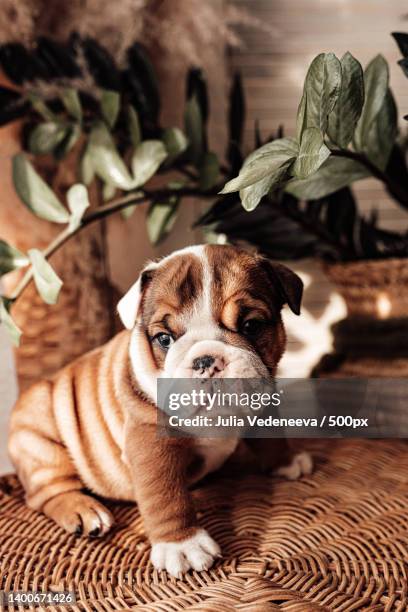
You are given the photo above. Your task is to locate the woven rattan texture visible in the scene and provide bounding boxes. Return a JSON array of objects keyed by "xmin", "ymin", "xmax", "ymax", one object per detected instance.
[
  {"xmin": 1, "ymin": 439, "xmax": 408, "ymax": 611},
  {"xmin": 324, "ymin": 259, "xmax": 408, "ymax": 319}
]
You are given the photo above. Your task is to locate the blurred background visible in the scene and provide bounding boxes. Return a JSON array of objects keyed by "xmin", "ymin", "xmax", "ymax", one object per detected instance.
[{"xmin": 1, "ymin": 0, "xmax": 408, "ymax": 473}]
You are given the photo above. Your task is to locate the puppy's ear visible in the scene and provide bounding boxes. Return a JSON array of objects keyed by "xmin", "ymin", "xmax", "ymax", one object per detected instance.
[
  {"xmin": 264, "ymin": 260, "xmax": 303, "ymax": 315},
  {"xmin": 117, "ymin": 263, "xmax": 157, "ymax": 329}
]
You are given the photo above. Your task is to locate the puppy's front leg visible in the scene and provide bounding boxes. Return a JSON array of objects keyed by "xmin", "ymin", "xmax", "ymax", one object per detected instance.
[{"xmin": 125, "ymin": 430, "xmax": 220, "ymax": 577}]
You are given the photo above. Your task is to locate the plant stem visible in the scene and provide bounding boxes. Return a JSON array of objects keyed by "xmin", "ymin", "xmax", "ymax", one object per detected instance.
[
  {"xmin": 9, "ymin": 226, "xmax": 71, "ymax": 301},
  {"xmin": 7, "ymin": 183, "xmax": 223, "ymax": 303},
  {"xmin": 330, "ymin": 149, "xmax": 408, "ymax": 209}
]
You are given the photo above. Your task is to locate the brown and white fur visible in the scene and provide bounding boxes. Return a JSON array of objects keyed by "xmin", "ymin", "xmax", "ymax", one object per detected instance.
[{"xmin": 8, "ymin": 244, "xmax": 312, "ymax": 577}]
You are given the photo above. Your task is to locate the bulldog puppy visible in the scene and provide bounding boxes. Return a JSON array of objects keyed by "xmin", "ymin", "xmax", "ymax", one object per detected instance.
[{"xmin": 8, "ymin": 244, "xmax": 312, "ymax": 577}]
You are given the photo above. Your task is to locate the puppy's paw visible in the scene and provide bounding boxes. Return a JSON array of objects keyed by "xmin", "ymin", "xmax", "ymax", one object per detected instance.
[
  {"xmin": 274, "ymin": 451, "xmax": 313, "ymax": 481},
  {"xmin": 150, "ymin": 529, "xmax": 221, "ymax": 577},
  {"xmin": 43, "ymin": 491, "xmax": 114, "ymax": 537}
]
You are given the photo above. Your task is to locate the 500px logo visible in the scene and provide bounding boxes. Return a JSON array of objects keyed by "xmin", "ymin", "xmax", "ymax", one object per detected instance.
[{"xmin": 168, "ymin": 389, "xmax": 282, "ymax": 411}]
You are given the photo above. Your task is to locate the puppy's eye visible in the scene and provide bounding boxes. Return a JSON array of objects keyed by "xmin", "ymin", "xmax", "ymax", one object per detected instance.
[
  {"xmin": 154, "ymin": 332, "xmax": 174, "ymax": 350},
  {"xmin": 242, "ymin": 319, "xmax": 265, "ymax": 337}
]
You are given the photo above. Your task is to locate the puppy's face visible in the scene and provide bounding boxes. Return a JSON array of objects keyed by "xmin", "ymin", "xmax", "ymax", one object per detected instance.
[{"xmin": 118, "ymin": 245, "xmax": 303, "ymax": 400}]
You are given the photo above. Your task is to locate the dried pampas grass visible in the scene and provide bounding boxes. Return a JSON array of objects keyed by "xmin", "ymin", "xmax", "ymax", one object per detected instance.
[
  {"xmin": 0, "ymin": 0, "xmax": 147, "ymax": 58},
  {"xmin": 36, "ymin": 0, "xmax": 148, "ymax": 62},
  {"xmin": 0, "ymin": 0, "xmax": 275, "ymax": 68},
  {"xmin": 143, "ymin": 0, "xmax": 276, "ymax": 69},
  {"xmin": 0, "ymin": 0, "xmax": 37, "ymax": 45}
]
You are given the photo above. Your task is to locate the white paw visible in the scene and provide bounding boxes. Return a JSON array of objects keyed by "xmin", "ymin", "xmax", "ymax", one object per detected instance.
[
  {"xmin": 150, "ymin": 529, "xmax": 221, "ymax": 577},
  {"xmin": 274, "ymin": 451, "xmax": 313, "ymax": 481}
]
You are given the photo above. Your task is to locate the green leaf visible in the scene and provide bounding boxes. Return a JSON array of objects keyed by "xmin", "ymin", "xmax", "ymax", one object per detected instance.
[
  {"xmin": 236, "ymin": 139, "xmax": 298, "ymax": 211},
  {"xmin": 0, "ymin": 240, "xmax": 28, "ymax": 275},
  {"xmin": 239, "ymin": 172, "xmax": 281, "ymax": 212},
  {"xmin": 327, "ymin": 52, "xmax": 364, "ymax": 148},
  {"xmin": 128, "ymin": 106, "xmax": 141, "ymax": 147},
  {"xmin": 67, "ymin": 184, "xmax": 90, "ymax": 231},
  {"xmin": 103, "ymin": 182, "xmax": 116, "ymax": 202},
  {"xmin": 61, "ymin": 88, "xmax": 82, "ymax": 121},
  {"xmin": 293, "ymin": 128, "xmax": 330, "ymax": 179},
  {"xmin": 228, "ymin": 72, "xmax": 245, "ymax": 147},
  {"xmin": 27, "ymin": 93, "xmax": 56, "ymax": 121},
  {"xmin": 186, "ymin": 69, "xmax": 208, "ymax": 123},
  {"xmin": 101, "ymin": 90, "xmax": 120, "ymax": 128},
  {"xmin": 362, "ymin": 89, "xmax": 397, "ymax": 171},
  {"xmin": 28, "ymin": 122, "xmax": 68, "ymax": 155},
  {"xmin": 12, "ymin": 154, "xmax": 70, "ymax": 223},
  {"xmin": 227, "ymin": 73, "xmax": 245, "ymax": 172},
  {"xmin": 128, "ymin": 43, "xmax": 160, "ymax": 122},
  {"xmin": 147, "ymin": 197, "xmax": 179, "ymax": 245},
  {"xmin": 0, "ymin": 299, "xmax": 21, "ymax": 346},
  {"xmin": 28, "ymin": 248, "xmax": 63, "ymax": 305},
  {"xmin": 220, "ymin": 137, "xmax": 298, "ymax": 194},
  {"xmin": 184, "ymin": 95, "xmax": 203, "ymax": 165},
  {"xmin": 296, "ymin": 92, "xmax": 307, "ymax": 142},
  {"xmin": 163, "ymin": 127, "xmax": 188, "ymax": 163},
  {"xmin": 131, "ymin": 140, "xmax": 167, "ymax": 188},
  {"xmin": 353, "ymin": 55, "xmax": 389, "ymax": 151},
  {"xmin": 199, "ymin": 151, "xmax": 219, "ymax": 191},
  {"xmin": 121, "ymin": 205, "xmax": 136, "ymax": 220},
  {"xmin": 88, "ymin": 122, "xmax": 133, "ymax": 190},
  {"xmin": 244, "ymin": 137, "xmax": 299, "ymax": 167},
  {"xmin": 392, "ymin": 32, "xmax": 408, "ymax": 57},
  {"xmin": 55, "ymin": 123, "xmax": 81, "ymax": 159},
  {"xmin": 286, "ymin": 156, "xmax": 369, "ymax": 199},
  {"xmin": 80, "ymin": 146, "xmax": 95, "ymax": 186},
  {"xmin": 302, "ymin": 53, "xmax": 342, "ymax": 133}
]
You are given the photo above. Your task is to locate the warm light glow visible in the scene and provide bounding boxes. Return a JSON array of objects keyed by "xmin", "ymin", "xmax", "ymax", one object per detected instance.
[
  {"xmin": 376, "ymin": 292, "xmax": 392, "ymax": 319},
  {"xmin": 216, "ymin": 233, "xmax": 228, "ymax": 245},
  {"xmin": 279, "ymin": 266, "xmax": 347, "ymax": 378}
]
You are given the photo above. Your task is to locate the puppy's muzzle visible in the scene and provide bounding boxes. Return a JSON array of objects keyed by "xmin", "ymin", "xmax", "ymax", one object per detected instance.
[
  {"xmin": 192, "ymin": 355, "xmax": 225, "ymax": 378},
  {"xmin": 164, "ymin": 339, "xmax": 269, "ymax": 379}
]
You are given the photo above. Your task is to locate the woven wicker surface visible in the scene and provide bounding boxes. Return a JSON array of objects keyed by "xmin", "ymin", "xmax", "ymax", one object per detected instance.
[
  {"xmin": 324, "ymin": 259, "xmax": 408, "ymax": 319},
  {"xmin": 1, "ymin": 439, "xmax": 408, "ymax": 611}
]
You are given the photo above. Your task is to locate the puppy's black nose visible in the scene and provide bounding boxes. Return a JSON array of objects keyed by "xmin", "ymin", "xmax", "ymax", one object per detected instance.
[{"xmin": 192, "ymin": 355, "xmax": 215, "ymax": 371}]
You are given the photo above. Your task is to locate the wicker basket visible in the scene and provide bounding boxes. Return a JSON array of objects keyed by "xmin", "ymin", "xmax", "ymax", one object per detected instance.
[
  {"xmin": 1, "ymin": 438, "xmax": 408, "ymax": 611},
  {"xmin": 313, "ymin": 258, "xmax": 408, "ymax": 377},
  {"xmin": 324, "ymin": 259, "xmax": 408, "ymax": 319}
]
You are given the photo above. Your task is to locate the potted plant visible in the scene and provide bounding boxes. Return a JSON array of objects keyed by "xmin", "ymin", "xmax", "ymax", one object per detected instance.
[
  {"xmin": 3, "ymin": 34, "xmax": 408, "ymax": 382},
  {"xmin": 199, "ymin": 39, "xmax": 408, "ymax": 377},
  {"xmin": 0, "ymin": 35, "xmax": 249, "ymax": 387}
]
